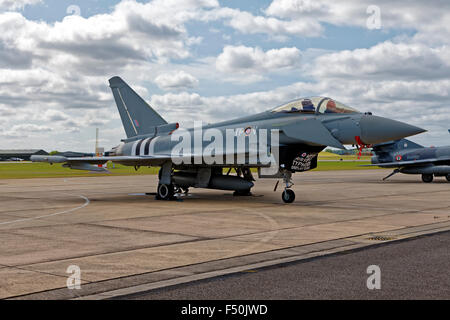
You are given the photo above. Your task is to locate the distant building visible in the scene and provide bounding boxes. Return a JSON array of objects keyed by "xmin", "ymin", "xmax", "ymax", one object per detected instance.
[
  {"xmin": 55, "ymin": 151, "xmax": 95, "ymax": 157},
  {"xmin": 0, "ymin": 149, "xmax": 48, "ymax": 161}
]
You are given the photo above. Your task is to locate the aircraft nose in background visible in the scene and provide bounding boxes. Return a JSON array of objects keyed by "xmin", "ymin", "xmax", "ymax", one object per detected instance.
[{"xmin": 360, "ymin": 115, "xmax": 426, "ymax": 145}]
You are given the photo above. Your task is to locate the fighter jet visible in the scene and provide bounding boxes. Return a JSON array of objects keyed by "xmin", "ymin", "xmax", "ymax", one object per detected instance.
[
  {"xmin": 32, "ymin": 77, "xmax": 425, "ymax": 203},
  {"xmin": 370, "ymin": 138, "xmax": 450, "ymax": 183}
]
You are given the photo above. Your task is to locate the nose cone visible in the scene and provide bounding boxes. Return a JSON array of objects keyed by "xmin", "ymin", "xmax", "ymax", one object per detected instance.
[{"xmin": 360, "ymin": 115, "xmax": 426, "ymax": 145}]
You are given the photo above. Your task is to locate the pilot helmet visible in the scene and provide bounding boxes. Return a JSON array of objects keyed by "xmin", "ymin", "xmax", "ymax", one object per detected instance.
[{"xmin": 302, "ymin": 99, "xmax": 315, "ymax": 110}]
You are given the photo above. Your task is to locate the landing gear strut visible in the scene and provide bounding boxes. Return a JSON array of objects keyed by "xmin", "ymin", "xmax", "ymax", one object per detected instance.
[
  {"xmin": 281, "ymin": 170, "xmax": 295, "ymax": 203},
  {"xmin": 156, "ymin": 162, "xmax": 176, "ymax": 200},
  {"xmin": 383, "ymin": 169, "xmax": 400, "ymax": 181}
]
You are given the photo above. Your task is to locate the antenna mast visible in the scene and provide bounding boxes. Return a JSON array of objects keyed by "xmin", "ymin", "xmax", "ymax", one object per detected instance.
[{"xmin": 95, "ymin": 128, "xmax": 99, "ymax": 155}]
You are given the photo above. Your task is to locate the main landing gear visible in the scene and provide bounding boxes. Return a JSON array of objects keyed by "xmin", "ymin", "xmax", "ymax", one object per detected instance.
[
  {"xmin": 421, "ymin": 174, "xmax": 433, "ymax": 183},
  {"xmin": 156, "ymin": 183, "xmax": 174, "ymax": 200},
  {"xmin": 156, "ymin": 163, "xmax": 178, "ymax": 200},
  {"xmin": 422, "ymin": 174, "xmax": 450, "ymax": 183},
  {"xmin": 156, "ymin": 184, "xmax": 189, "ymax": 200}
]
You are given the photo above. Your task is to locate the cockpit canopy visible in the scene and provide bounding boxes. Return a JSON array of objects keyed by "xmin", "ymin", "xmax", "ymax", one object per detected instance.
[{"xmin": 271, "ymin": 97, "xmax": 358, "ymax": 114}]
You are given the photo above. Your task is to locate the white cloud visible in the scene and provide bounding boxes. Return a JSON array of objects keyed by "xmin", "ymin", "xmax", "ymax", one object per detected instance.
[
  {"xmin": 310, "ymin": 42, "xmax": 450, "ymax": 80},
  {"xmin": 0, "ymin": 0, "xmax": 220, "ymax": 149},
  {"xmin": 151, "ymin": 92, "xmax": 204, "ymax": 107},
  {"xmin": 42, "ymin": 109, "xmax": 69, "ymax": 122},
  {"xmin": 1, "ymin": 0, "xmax": 449, "ymax": 150},
  {"xmin": 265, "ymin": 0, "xmax": 450, "ymax": 45},
  {"xmin": 0, "ymin": 123, "xmax": 52, "ymax": 139},
  {"xmin": 204, "ymin": 7, "xmax": 323, "ymax": 39},
  {"xmin": 0, "ymin": 0, "xmax": 41, "ymax": 11},
  {"xmin": 266, "ymin": 0, "xmax": 367, "ymax": 26},
  {"xmin": 151, "ymin": 92, "xmax": 206, "ymax": 123},
  {"xmin": 154, "ymin": 70, "xmax": 199, "ymax": 90},
  {"xmin": 266, "ymin": 0, "xmax": 450, "ymax": 29},
  {"xmin": 150, "ymin": 81, "xmax": 317, "ymax": 125},
  {"xmin": 0, "ymin": 0, "xmax": 221, "ymax": 74},
  {"xmin": 10, "ymin": 123, "xmax": 52, "ymax": 132},
  {"xmin": 149, "ymin": 74, "xmax": 450, "ymax": 146},
  {"xmin": 216, "ymin": 45, "xmax": 301, "ymax": 73}
]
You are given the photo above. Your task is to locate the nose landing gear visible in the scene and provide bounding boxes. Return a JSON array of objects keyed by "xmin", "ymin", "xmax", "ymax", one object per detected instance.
[
  {"xmin": 282, "ymin": 189, "xmax": 295, "ymax": 203},
  {"xmin": 281, "ymin": 170, "xmax": 295, "ymax": 203}
]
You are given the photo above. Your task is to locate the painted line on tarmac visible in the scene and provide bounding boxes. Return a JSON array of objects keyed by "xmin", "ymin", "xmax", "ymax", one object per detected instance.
[
  {"xmin": 76, "ymin": 221, "xmax": 450, "ymax": 300},
  {"xmin": 220, "ymin": 208, "xmax": 280, "ymax": 260},
  {"xmin": 0, "ymin": 195, "xmax": 90, "ymax": 226}
]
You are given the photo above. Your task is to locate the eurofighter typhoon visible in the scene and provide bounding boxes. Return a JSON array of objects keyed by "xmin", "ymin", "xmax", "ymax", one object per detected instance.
[
  {"xmin": 32, "ymin": 77, "xmax": 425, "ymax": 203},
  {"xmin": 370, "ymin": 138, "xmax": 450, "ymax": 182}
]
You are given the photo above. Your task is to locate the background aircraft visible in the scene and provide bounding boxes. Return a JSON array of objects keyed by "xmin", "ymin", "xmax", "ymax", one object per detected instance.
[
  {"xmin": 370, "ymin": 138, "xmax": 450, "ymax": 182},
  {"xmin": 32, "ymin": 77, "xmax": 425, "ymax": 203}
]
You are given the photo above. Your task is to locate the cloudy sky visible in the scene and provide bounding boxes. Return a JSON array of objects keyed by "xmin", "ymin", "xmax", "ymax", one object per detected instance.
[{"xmin": 0, "ymin": 0, "xmax": 449, "ymax": 152}]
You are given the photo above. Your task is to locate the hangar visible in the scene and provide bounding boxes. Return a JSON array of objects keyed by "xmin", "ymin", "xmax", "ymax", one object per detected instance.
[
  {"xmin": 54, "ymin": 151, "xmax": 94, "ymax": 157},
  {"xmin": 0, "ymin": 149, "xmax": 48, "ymax": 161}
]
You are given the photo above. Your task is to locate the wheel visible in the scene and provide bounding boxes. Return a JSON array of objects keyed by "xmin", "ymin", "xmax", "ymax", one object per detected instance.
[
  {"xmin": 282, "ymin": 189, "xmax": 295, "ymax": 203},
  {"xmin": 446, "ymin": 174, "xmax": 450, "ymax": 182},
  {"xmin": 156, "ymin": 183, "xmax": 174, "ymax": 200},
  {"xmin": 422, "ymin": 174, "xmax": 433, "ymax": 183}
]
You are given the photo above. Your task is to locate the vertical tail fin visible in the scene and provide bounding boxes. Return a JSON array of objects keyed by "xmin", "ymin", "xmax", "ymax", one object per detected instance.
[
  {"xmin": 109, "ymin": 76, "xmax": 167, "ymax": 138},
  {"xmin": 371, "ymin": 139, "xmax": 424, "ymax": 165},
  {"xmin": 393, "ymin": 139, "xmax": 424, "ymax": 150}
]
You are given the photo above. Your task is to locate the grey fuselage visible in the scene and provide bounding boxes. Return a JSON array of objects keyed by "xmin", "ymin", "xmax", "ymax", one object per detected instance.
[{"xmin": 112, "ymin": 110, "xmax": 376, "ymax": 170}]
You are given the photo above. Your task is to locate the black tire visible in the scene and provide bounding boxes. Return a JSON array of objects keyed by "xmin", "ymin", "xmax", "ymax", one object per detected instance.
[
  {"xmin": 422, "ymin": 174, "xmax": 433, "ymax": 183},
  {"xmin": 233, "ymin": 189, "xmax": 252, "ymax": 196},
  {"xmin": 446, "ymin": 174, "xmax": 450, "ymax": 182},
  {"xmin": 157, "ymin": 183, "xmax": 174, "ymax": 200},
  {"xmin": 282, "ymin": 189, "xmax": 295, "ymax": 203}
]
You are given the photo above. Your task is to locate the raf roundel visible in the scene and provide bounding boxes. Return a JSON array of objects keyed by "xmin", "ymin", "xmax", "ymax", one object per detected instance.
[
  {"xmin": 244, "ymin": 127, "xmax": 252, "ymax": 136},
  {"xmin": 395, "ymin": 155, "xmax": 402, "ymax": 161}
]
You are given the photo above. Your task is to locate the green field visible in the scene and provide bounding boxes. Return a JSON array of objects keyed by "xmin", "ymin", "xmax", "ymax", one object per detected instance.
[
  {"xmin": 318, "ymin": 151, "xmax": 371, "ymax": 161},
  {"xmin": 0, "ymin": 162, "xmax": 159, "ymax": 179},
  {"xmin": 313, "ymin": 161, "xmax": 378, "ymax": 171},
  {"xmin": 0, "ymin": 157, "xmax": 379, "ymax": 180}
]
